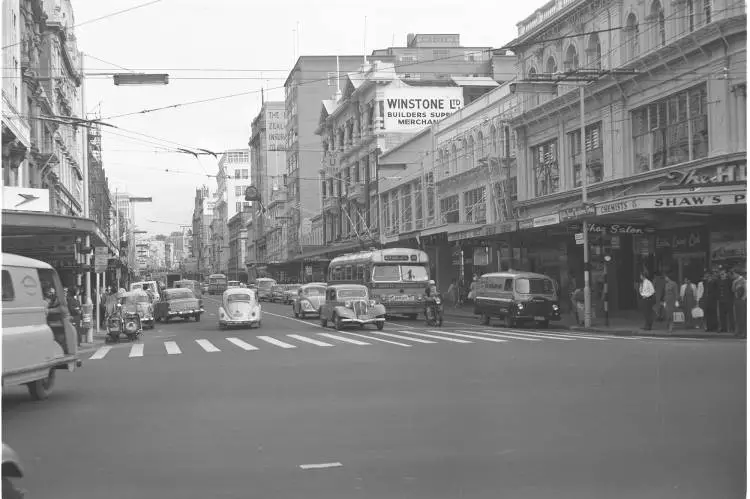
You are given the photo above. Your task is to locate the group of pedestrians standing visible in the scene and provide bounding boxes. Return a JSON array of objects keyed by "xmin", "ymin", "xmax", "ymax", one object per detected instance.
[
  {"xmin": 445, "ymin": 274, "xmax": 479, "ymax": 308},
  {"xmin": 639, "ymin": 267, "xmax": 746, "ymax": 337}
]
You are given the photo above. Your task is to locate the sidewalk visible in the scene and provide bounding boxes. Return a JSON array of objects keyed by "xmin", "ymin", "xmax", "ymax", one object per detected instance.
[{"xmin": 441, "ymin": 306, "xmax": 741, "ymax": 340}]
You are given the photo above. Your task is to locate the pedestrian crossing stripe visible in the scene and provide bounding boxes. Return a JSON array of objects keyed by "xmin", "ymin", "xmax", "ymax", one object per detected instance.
[{"xmin": 85, "ymin": 327, "xmax": 698, "ymax": 360}]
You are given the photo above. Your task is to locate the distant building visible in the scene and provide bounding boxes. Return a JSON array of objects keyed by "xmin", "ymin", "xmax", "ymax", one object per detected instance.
[{"xmin": 191, "ymin": 185, "xmax": 214, "ymax": 276}]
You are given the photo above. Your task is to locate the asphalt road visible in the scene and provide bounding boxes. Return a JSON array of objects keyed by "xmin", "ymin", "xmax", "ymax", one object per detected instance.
[{"xmin": 2, "ymin": 297, "xmax": 746, "ymax": 499}]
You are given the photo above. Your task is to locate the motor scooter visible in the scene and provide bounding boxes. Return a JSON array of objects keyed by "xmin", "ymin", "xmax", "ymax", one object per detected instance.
[
  {"xmin": 2, "ymin": 443, "xmax": 25, "ymax": 499},
  {"xmin": 424, "ymin": 294, "xmax": 444, "ymax": 327},
  {"xmin": 106, "ymin": 303, "xmax": 143, "ymax": 343}
]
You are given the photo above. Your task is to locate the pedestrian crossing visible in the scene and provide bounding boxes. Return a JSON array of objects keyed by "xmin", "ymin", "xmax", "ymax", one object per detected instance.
[{"xmin": 84, "ymin": 327, "xmax": 668, "ymax": 361}]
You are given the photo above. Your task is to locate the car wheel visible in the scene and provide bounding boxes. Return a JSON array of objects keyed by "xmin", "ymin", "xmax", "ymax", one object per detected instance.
[
  {"xmin": 504, "ymin": 314, "xmax": 515, "ymax": 328},
  {"xmin": 300, "ymin": 311, "xmax": 306, "ymax": 319},
  {"xmin": 27, "ymin": 369, "xmax": 56, "ymax": 400},
  {"xmin": 334, "ymin": 314, "xmax": 343, "ymax": 330},
  {"xmin": 320, "ymin": 315, "xmax": 328, "ymax": 327},
  {"xmin": 481, "ymin": 313, "xmax": 490, "ymax": 326},
  {"xmin": 195, "ymin": 314, "xmax": 201, "ymax": 322},
  {"xmin": 376, "ymin": 319, "xmax": 385, "ymax": 331}
]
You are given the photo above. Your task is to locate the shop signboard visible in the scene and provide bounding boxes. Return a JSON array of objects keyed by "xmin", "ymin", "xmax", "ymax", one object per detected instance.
[
  {"xmin": 596, "ymin": 198, "xmax": 641, "ymax": 215},
  {"xmin": 558, "ymin": 204, "xmax": 596, "ymax": 222},
  {"xmin": 644, "ymin": 192, "xmax": 745, "ymax": 208},
  {"xmin": 660, "ymin": 162, "xmax": 746, "ymax": 190},
  {"xmin": 518, "ymin": 219, "xmax": 534, "ymax": 230},
  {"xmin": 2, "ymin": 186, "xmax": 50, "ymax": 213},
  {"xmin": 94, "ymin": 247, "xmax": 109, "ymax": 272},
  {"xmin": 532, "ymin": 213, "xmax": 560, "ymax": 228},
  {"xmin": 382, "ymin": 87, "xmax": 464, "ymax": 130},
  {"xmin": 447, "ymin": 226, "xmax": 484, "ymax": 242},
  {"xmin": 482, "ymin": 221, "xmax": 518, "ymax": 236}
]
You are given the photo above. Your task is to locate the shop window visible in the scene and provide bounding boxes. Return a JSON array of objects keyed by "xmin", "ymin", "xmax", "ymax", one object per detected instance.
[
  {"xmin": 464, "ymin": 187, "xmax": 486, "ymax": 224},
  {"xmin": 2, "ymin": 271, "xmax": 14, "ymax": 301},
  {"xmin": 569, "ymin": 122, "xmax": 604, "ymax": 187},
  {"xmin": 531, "ymin": 139, "xmax": 559, "ymax": 197},
  {"xmin": 632, "ymin": 85, "xmax": 708, "ymax": 172},
  {"xmin": 440, "ymin": 194, "xmax": 460, "ymax": 223}
]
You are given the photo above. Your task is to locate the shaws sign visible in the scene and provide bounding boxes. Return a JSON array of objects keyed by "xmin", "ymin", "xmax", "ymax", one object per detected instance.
[{"xmin": 660, "ymin": 162, "xmax": 746, "ymax": 190}]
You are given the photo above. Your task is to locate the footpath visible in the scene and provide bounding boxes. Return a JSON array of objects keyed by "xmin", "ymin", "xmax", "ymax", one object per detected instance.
[{"xmin": 441, "ymin": 306, "xmax": 740, "ymax": 340}]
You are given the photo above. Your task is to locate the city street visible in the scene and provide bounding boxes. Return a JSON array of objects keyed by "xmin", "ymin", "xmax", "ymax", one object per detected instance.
[{"xmin": 2, "ymin": 297, "xmax": 746, "ymax": 499}]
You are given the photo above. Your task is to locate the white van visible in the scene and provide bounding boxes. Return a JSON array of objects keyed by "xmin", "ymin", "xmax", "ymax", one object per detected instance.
[
  {"xmin": 130, "ymin": 280, "xmax": 162, "ymax": 303},
  {"xmin": 2, "ymin": 254, "xmax": 81, "ymax": 400}
]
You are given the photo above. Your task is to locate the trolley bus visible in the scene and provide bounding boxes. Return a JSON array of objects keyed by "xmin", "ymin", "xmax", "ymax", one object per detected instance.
[
  {"xmin": 208, "ymin": 273, "xmax": 228, "ymax": 295},
  {"xmin": 327, "ymin": 248, "xmax": 429, "ymax": 318}
]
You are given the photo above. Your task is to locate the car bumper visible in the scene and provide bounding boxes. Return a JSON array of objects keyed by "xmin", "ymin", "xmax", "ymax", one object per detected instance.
[
  {"xmin": 515, "ymin": 312, "xmax": 561, "ymax": 321},
  {"xmin": 339, "ymin": 316, "xmax": 385, "ymax": 325},
  {"xmin": 220, "ymin": 320, "xmax": 260, "ymax": 326},
  {"xmin": 168, "ymin": 309, "xmax": 204, "ymax": 318}
]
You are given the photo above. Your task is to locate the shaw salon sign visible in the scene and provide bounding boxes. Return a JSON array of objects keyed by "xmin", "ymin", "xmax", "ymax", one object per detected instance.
[{"xmin": 660, "ymin": 162, "xmax": 746, "ymax": 190}]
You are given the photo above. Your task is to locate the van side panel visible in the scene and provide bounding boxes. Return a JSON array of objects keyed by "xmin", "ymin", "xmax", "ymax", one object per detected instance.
[
  {"xmin": 2, "ymin": 266, "xmax": 64, "ymax": 376},
  {"xmin": 475, "ymin": 276, "xmax": 513, "ymax": 317}
]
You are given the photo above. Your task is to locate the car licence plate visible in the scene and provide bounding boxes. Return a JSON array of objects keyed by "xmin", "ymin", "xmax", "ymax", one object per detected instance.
[{"xmin": 534, "ymin": 316, "xmax": 545, "ymax": 321}]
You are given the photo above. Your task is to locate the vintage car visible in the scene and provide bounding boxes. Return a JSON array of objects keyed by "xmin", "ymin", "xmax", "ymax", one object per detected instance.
[
  {"xmin": 255, "ymin": 278, "xmax": 277, "ymax": 301},
  {"xmin": 155, "ymin": 288, "xmax": 204, "ymax": 323},
  {"xmin": 129, "ymin": 289, "xmax": 155, "ymax": 329},
  {"xmin": 218, "ymin": 288, "xmax": 262, "ymax": 329},
  {"xmin": 228, "ymin": 280, "xmax": 242, "ymax": 289},
  {"xmin": 474, "ymin": 271, "xmax": 561, "ymax": 328},
  {"xmin": 282, "ymin": 284, "xmax": 302, "ymax": 304},
  {"xmin": 175, "ymin": 279, "xmax": 203, "ymax": 301},
  {"xmin": 320, "ymin": 284, "xmax": 386, "ymax": 330},
  {"xmin": 130, "ymin": 280, "xmax": 162, "ymax": 304},
  {"xmin": 292, "ymin": 283, "xmax": 326, "ymax": 318},
  {"xmin": 269, "ymin": 284, "xmax": 286, "ymax": 303}
]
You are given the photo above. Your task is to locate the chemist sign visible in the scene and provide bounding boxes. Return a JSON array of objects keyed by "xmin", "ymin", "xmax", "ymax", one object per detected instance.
[{"xmin": 382, "ymin": 87, "xmax": 464, "ymax": 130}]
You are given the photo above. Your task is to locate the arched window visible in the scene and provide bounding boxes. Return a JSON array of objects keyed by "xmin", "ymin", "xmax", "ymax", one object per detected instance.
[
  {"xmin": 625, "ymin": 13, "xmax": 639, "ymax": 60},
  {"xmin": 686, "ymin": 0, "xmax": 695, "ymax": 32},
  {"xmin": 587, "ymin": 33, "xmax": 602, "ymax": 69},
  {"xmin": 490, "ymin": 125, "xmax": 498, "ymax": 155},
  {"xmin": 463, "ymin": 138, "xmax": 471, "ymax": 170},
  {"xmin": 451, "ymin": 144, "xmax": 458, "ymax": 174},
  {"xmin": 477, "ymin": 131, "xmax": 485, "ymax": 160},
  {"xmin": 546, "ymin": 56, "xmax": 557, "ymax": 75},
  {"xmin": 564, "ymin": 44, "xmax": 579, "ymax": 71},
  {"xmin": 651, "ymin": 0, "xmax": 665, "ymax": 47}
]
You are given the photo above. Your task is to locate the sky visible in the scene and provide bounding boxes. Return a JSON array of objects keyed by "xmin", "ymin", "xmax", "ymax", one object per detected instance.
[{"xmin": 72, "ymin": 0, "xmax": 549, "ymax": 235}]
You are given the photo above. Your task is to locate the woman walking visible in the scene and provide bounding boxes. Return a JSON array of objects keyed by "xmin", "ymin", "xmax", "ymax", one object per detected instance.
[{"xmin": 680, "ymin": 277, "xmax": 698, "ymax": 329}]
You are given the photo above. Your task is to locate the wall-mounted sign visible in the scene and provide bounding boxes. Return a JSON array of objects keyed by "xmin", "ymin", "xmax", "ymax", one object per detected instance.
[
  {"xmin": 482, "ymin": 221, "xmax": 518, "ymax": 236},
  {"xmin": 382, "ymin": 87, "xmax": 464, "ymax": 130},
  {"xmin": 558, "ymin": 204, "xmax": 596, "ymax": 222},
  {"xmin": 661, "ymin": 162, "xmax": 746, "ymax": 190},
  {"xmin": 647, "ymin": 192, "xmax": 745, "ymax": 208},
  {"xmin": 532, "ymin": 213, "xmax": 560, "ymax": 228},
  {"xmin": 587, "ymin": 223, "xmax": 653, "ymax": 235},
  {"xmin": 2, "ymin": 186, "xmax": 50, "ymax": 212},
  {"xmin": 448, "ymin": 226, "xmax": 484, "ymax": 242},
  {"xmin": 266, "ymin": 109, "xmax": 286, "ymax": 152},
  {"xmin": 597, "ymin": 199, "xmax": 641, "ymax": 215},
  {"xmin": 518, "ymin": 219, "xmax": 534, "ymax": 230}
]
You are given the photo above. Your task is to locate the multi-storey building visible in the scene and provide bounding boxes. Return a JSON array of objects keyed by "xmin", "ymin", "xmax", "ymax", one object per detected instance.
[
  {"xmin": 248, "ymin": 101, "xmax": 287, "ymax": 269},
  {"xmin": 210, "ymin": 150, "xmax": 251, "ymax": 274},
  {"xmin": 191, "ymin": 185, "xmax": 214, "ymax": 277},
  {"xmin": 227, "ymin": 211, "xmax": 248, "ymax": 281}
]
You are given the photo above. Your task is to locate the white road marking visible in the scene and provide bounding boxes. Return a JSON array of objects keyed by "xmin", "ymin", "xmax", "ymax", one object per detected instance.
[
  {"xmin": 397, "ymin": 330, "xmax": 472, "ymax": 343},
  {"xmin": 460, "ymin": 330, "xmax": 542, "ymax": 342},
  {"xmin": 257, "ymin": 336, "xmax": 297, "ymax": 349},
  {"xmin": 479, "ymin": 329, "xmax": 576, "ymax": 341},
  {"xmin": 524, "ymin": 330, "xmax": 610, "ymax": 341},
  {"xmin": 386, "ymin": 321, "xmax": 420, "ymax": 329},
  {"xmin": 627, "ymin": 335, "xmax": 705, "ymax": 341},
  {"xmin": 129, "ymin": 343, "xmax": 144, "ymax": 357},
  {"xmin": 300, "ymin": 462, "xmax": 342, "ymax": 470},
  {"xmin": 196, "ymin": 339, "xmax": 221, "ymax": 352},
  {"xmin": 264, "ymin": 310, "xmax": 327, "ymax": 329},
  {"xmin": 427, "ymin": 329, "xmax": 507, "ymax": 342},
  {"xmin": 369, "ymin": 331, "xmax": 436, "ymax": 344},
  {"xmin": 319, "ymin": 333, "xmax": 370, "ymax": 345},
  {"xmin": 164, "ymin": 341, "xmax": 182, "ymax": 354},
  {"xmin": 89, "ymin": 346, "xmax": 112, "ymax": 360},
  {"xmin": 287, "ymin": 334, "xmax": 333, "ymax": 347},
  {"xmin": 226, "ymin": 337, "xmax": 258, "ymax": 350},
  {"xmin": 335, "ymin": 331, "xmax": 412, "ymax": 347}
]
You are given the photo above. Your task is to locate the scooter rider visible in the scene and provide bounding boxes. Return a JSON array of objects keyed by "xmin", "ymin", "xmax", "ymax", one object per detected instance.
[{"xmin": 424, "ymin": 280, "xmax": 441, "ymax": 320}]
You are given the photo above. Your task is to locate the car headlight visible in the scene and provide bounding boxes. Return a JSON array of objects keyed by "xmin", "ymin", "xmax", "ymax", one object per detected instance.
[
  {"xmin": 552, "ymin": 304, "xmax": 560, "ymax": 311},
  {"xmin": 369, "ymin": 300, "xmax": 377, "ymax": 306},
  {"xmin": 516, "ymin": 303, "xmax": 524, "ymax": 309},
  {"xmin": 344, "ymin": 300, "xmax": 352, "ymax": 308}
]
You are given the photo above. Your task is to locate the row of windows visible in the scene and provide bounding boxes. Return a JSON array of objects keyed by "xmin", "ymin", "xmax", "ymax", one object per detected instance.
[
  {"xmin": 234, "ymin": 169, "xmax": 249, "ymax": 179},
  {"xmin": 226, "ymin": 151, "xmax": 249, "ymax": 164},
  {"xmin": 437, "ymin": 124, "xmax": 517, "ymax": 179},
  {"xmin": 529, "ymin": 85, "xmax": 710, "ymax": 197}
]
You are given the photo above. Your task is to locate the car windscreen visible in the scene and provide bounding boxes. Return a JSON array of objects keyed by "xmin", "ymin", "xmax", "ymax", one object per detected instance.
[
  {"xmin": 337, "ymin": 288, "xmax": 367, "ymax": 299},
  {"xmin": 303, "ymin": 287, "xmax": 325, "ymax": 297},
  {"xmin": 515, "ymin": 278, "xmax": 555, "ymax": 295},
  {"xmin": 166, "ymin": 289, "xmax": 194, "ymax": 300},
  {"xmin": 257, "ymin": 281, "xmax": 275, "ymax": 290},
  {"xmin": 372, "ymin": 265, "xmax": 401, "ymax": 282},
  {"xmin": 227, "ymin": 293, "xmax": 254, "ymax": 303},
  {"xmin": 400, "ymin": 265, "xmax": 429, "ymax": 282}
]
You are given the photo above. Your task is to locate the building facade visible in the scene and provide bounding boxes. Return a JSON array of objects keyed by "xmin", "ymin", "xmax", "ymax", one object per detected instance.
[
  {"xmin": 191, "ymin": 185, "xmax": 214, "ymax": 277},
  {"xmin": 227, "ymin": 211, "xmax": 248, "ymax": 281}
]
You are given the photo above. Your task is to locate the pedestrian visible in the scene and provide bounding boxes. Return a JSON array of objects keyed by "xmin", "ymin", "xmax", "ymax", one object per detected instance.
[
  {"xmin": 731, "ymin": 268, "xmax": 746, "ymax": 338},
  {"xmin": 468, "ymin": 274, "xmax": 478, "ymax": 304},
  {"xmin": 703, "ymin": 271, "xmax": 720, "ymax": 332},
  {"xmin": 717, "ymin": 268, "xmax": 735, "ymax": 333},
  {"xmin": 639, "ymin": 271, "xmax": 656, "ymax": 330},
  {"xmin": 680, "ymin": 277, "xmax": 698, "ymax": 329},
  {"xmin": 66, "ymin": 286, "xmax": 83, "ymax": 345},
  {"xmin": 447, "ymin": 278, "xmax": 458, "ymax": 308},
  {"xmin": 567, "ymin": 274, "xmax": 577, "ymax": 317},
  {"xmin": 572, "ymin": 287, "xmax": 585, "ymax": 325},
  {"xmin": 663, "ymin": 274, "xmax": 679, "ymax": 334},
  {"xmin": 652, "ymin": 271, "xmax": 666, "ymax": 322}
]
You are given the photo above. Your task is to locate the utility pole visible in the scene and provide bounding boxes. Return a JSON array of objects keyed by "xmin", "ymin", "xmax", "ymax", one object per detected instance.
[{"xmin": 510, "ymin": 68, "xmax": 636, "ymax": 328}]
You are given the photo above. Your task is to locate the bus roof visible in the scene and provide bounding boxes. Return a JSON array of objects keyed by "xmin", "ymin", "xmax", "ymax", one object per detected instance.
[{"xmin": 330, "ymin": 248, "xmax": 428, "ymax": 265}]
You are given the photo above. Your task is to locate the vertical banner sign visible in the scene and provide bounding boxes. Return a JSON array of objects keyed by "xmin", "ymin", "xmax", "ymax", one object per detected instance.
[{"xmin": 94, "ymin": 247, "xmax": 109, "ymax": 272}]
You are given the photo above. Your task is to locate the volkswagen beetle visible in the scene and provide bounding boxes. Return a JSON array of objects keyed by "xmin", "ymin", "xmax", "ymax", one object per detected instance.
[
  {"xmin": 292, "ymin": 283, "xmax": 326, "ymax": 318},
  {"xmin": 219, "ymin": 288, "xmax": 262, "ymax": 329},
  {"xmin": 320, "ymin": 284, "xmax": 386, "ymax": 330}
]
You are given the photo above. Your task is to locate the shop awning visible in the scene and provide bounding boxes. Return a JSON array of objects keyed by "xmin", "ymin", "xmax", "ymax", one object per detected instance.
[
  {"xmin": 447, "ymin": 223, "xmax": 485, "ymax": 242},
  {"xmin": 2, "ymin": 210, "xmax": 118, "ymax": 254},
  {"xmin": 451, "ymin": 76, "xmax": 500, "ymax": 88},
  {"xmin": 419, "ymin": 224, "xmax": 449, "ymax": 237}
]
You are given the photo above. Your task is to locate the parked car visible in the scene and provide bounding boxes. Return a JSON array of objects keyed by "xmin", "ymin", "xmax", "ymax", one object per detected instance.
[
  {"xmin": 474, "ymin": 271, "xmax": 561, "ymax": 328},
  {"xmin": 282, "ymin": 284, "xmax": 302, "ymax": 304},
  {"xmin": 218, "ymin": 288, "xmax": 262, "ymax": 329},
  {"xmin": 320, "ymin": 284, "xmax": 386, "ymax": 330},
  {"xmin": 155, "ymin": 288, "xmax": 204, "ymax": 323},
  {"xmin": 292, "ymin": 283, "xmax": 326, "ymax": 318},
  {"xmin": 2, "ymin": 253, "xmax": 81, "ymax": 400}
]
